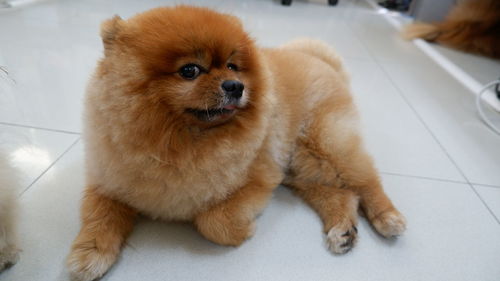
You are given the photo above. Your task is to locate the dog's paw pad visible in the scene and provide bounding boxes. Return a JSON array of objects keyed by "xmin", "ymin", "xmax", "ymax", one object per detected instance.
[
  {"xmin": 326, "ymin": 223, "xmax": 358, "ymax": 254},
  {"xmin": 372, "ymin": 210, "xmax": 406, "ymax": 238}
]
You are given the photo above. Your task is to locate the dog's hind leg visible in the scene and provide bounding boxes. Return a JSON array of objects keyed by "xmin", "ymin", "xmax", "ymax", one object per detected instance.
[{"xmin": 286, "ymin": 96, "xmax": 405, "ymax": 253}]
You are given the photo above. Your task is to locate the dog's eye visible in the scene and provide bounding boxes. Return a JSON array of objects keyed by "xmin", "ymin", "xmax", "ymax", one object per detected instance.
[
  {"xmin": 227, "ymin": 63, "xmax": 238, "ymax": 71},
  {"xmin": 179, "ymin": 64, "xmax": 201, "ymax": 80}
]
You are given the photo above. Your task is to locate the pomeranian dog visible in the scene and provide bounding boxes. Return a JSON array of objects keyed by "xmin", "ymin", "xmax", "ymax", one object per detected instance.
[
  {"xmin": 67, "ymin": 6, "xmax": 406, "ymax": 280},
  {"xmin": 0, "ymin": 151, "xmax": 20, "ymax": 272},
  {"xmin": 403, "ymin": 0, "xmax": 500, "ymax": 59}
]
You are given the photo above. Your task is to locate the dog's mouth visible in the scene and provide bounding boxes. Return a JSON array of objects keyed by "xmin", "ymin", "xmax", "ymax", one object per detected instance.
[{"xmin": 186, "ymin": 104, "xmax": 239, "ymax": 122}]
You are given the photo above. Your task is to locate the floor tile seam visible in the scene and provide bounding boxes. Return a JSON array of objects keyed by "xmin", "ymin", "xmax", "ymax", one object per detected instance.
[
  {"xmin": 467, "ymin": 183, "xmax": 500, "ymax": 225},
  {"xmin": 383, "ymin": 172, "xmax": 500, "ymax": 189},
  {"xmin": 0, "ymin": 121, "xmax": 81, "ymax": 135},
  {"xmin": 375, "ymin": 48, "xmax": 500, "ymax": 225},
  {"xmin": 346, "ymin": 2, "xmax": 500, "ymax": 225},
  {"xmin": 19, "ymin": 137, "xmax": 80, "ymax": 197},
  {"xmin": 471, "ymin": 183, "xmax": 500, "ymax": 189},
  {"xmin": 344, "ymin": 3, "xmax": 469, "ymax": 184},
  {"xmin": 380, "ymin": 171, "xmax": 469, "ymax": 185},
  {"xmin": 373, "ymin": 58, "xmax": 500, "ymax": 225}
]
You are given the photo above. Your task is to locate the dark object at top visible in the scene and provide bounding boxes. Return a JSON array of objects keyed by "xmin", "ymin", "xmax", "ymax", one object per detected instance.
[
  {"xmin": 496, "ymin": 78, "xmax": 500, "ymax": 100},
  {"xmin": 281, "ymin": 0, "xmax": 338, "ymax": 6},
  {"xmin": 378, "ymin": 0, "xmax": 411, "ymax": 12}
]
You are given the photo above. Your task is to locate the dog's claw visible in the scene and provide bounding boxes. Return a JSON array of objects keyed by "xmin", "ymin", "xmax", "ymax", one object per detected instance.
[{"xmin": 326, "ymin": 222, "xmax": 358, "ymax": 254}]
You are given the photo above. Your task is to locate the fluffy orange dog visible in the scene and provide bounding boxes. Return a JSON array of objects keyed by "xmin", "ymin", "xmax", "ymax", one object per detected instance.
[
  {"xmin": 403, "ymin": 0, "xmax": 500, "ymax": 59},
  {"xmin": 68, "ymin": 6, "xmax": 406, "ymax": 280}
]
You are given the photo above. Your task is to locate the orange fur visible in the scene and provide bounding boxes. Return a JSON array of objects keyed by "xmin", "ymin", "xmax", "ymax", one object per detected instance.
[
  {"xmin": 402, "ymin": 0, "xmax": 500, "ymax": 58},
  {"xmin": 68, "ymin": 6, "xmax": 405, "ymax": 280},
  {"xmin": 67, "ymin": 187, "xmax": 136, "ymax": 280}
]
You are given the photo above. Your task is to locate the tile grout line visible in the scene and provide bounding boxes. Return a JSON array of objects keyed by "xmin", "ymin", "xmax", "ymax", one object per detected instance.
[
  {"xmin": 380, "ymin": 171, "xmax": 469, "ymax": 185},
  {"xmin": 374, "ymin": 48, "xmax": 500, "ymax": 225},
  {"xmin": 19, "ymin": 137, "xmax": 81, "ymax": 197},
  {"xmin": 470, "ymin": 182, "xmax": 500, "ymax": 189},
  {"xmin": 352, "ymin": 0, "xmax": 500, "ymax": 225},
  {"xmin": 0, "ymin": 121, "xmax": 82, "ymax": 135},
  {"xmin": 382, "ymin": 171, "xmax": 500, "ymax": 188},
  {"xmin": 467, "ymin": 184, "xmax": 500, "ymax": 224},
  {"xmin": 340, "ymin": 4, "xmax": 472, "ymax": 184},
  {"xmin": 380, "ymin": 63, "xmax": 500, "ymax": 225}
]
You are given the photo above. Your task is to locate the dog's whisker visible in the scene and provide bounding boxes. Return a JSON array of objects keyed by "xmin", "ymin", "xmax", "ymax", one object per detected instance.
[
  {"xmin": 205, "ymin": 101, "xmax": 211, "ymax": 120},
  {"xmin": 150, "ymin": 154, "xmax": 173, "ymax": 166}
]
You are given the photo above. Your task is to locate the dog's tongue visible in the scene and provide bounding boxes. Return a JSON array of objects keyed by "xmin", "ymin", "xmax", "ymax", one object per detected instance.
[{"xmin": 223, "ymin": 105, "xmax": 237, "ymax": 110}]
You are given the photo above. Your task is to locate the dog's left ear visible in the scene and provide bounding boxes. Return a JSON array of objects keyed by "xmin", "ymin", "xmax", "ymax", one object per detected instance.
[{"xmin": 100, "ymin": 15, "xmax": 125, "ymax": 50}]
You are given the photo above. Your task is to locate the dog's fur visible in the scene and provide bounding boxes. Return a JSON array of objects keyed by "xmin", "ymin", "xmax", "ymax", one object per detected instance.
[
  {"xmin": 67, "ymin": 6, "xmax": 406, "ymax": 281},
  {"xmin": 402, "ymin": 0, "xmax": 500, "ymax": 59},
  {"xmin": 0, "ymin": 151, "xmax": 20, "ymax": 272}
]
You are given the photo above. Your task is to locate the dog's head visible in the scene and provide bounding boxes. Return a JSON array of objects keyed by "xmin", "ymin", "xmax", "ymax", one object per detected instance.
[{"xmin": 98, "ymin": 6, "xmax": 265, "ymax": 128}]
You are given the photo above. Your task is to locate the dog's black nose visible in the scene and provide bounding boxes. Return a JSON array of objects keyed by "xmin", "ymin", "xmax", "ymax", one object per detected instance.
[{"xmin": 221, "ymin": 80, "xmax": 244, "ymax": 99}]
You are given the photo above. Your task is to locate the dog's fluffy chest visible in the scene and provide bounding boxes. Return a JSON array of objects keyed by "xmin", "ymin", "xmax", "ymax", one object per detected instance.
[{"xmin": 94, "ymin": 147, "xmax": 257, "ymax": 221}]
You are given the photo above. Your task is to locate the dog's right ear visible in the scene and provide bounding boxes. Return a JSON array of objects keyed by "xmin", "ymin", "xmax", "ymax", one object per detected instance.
[{"xmin": 100, "ymin": 15, "xmax": 125, "ymax": 50}]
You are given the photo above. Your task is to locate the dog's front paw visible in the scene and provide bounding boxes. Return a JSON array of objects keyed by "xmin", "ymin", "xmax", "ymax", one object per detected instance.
[
  {"xmin": 371, "ymin": 209, "xmax": 406, "ymax": 238},
  {"xmin": 326, "ymin": 220, "xmax": 358, "ymax": 254},
  {"xmin": 195, "ymin": 206, "xmax": 255, "ymax": 246},
  {"xmin": 0, "ymin": 245, "xmax": 20, "ymax": 271},
  {"xmin": 67, "ymin": 240, "xmax": 118, "ymax": 281}
]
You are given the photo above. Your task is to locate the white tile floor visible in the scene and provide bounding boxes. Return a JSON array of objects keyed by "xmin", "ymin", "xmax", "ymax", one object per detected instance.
[
  {"xmin": 433, "ymin": 45, "xmax": 500, "ymax": 87},
  {"xmin": 1, "ymin": 0, "xmax": 500, "ymax": 280}
]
